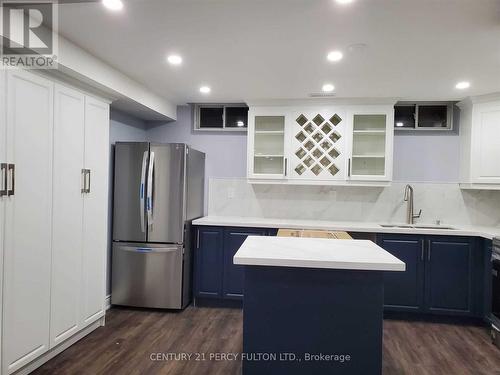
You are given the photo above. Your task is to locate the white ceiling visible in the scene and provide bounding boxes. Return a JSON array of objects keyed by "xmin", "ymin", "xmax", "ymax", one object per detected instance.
[{"xmin": 58, "ymin": 0, "xmax": 500, "ymax": 105}]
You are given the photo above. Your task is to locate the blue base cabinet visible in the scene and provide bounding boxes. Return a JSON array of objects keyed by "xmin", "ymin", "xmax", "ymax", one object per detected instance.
[
  {"xmin": 378, "ymin": 234, "xmax": 480, "ymax": 317},
  {"xmin": 377, "ymin": 236, "xmax": 424, "ymax": 312},
  {"xmin": 194, "ymin": 226, "xmax": 274, "ymax": 301},
  {"xmin": 195, "ymin": 227, "xmax": 224, "ymax": 298}
]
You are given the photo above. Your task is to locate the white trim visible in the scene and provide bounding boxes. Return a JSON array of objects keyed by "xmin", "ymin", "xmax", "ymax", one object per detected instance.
[{"xmin": 105, "ymin": 295, "xmax": 111, "ymax": 311}]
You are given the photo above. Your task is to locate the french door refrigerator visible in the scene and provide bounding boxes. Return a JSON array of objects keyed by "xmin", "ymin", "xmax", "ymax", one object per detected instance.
[{"xmin": 111, "ymin": 142, "xmax": 205, "ymax": 309}]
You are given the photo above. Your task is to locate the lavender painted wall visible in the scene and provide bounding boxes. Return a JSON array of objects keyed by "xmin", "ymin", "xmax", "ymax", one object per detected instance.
[{"xmin": 147, "ymin": 106, "xmax": 247, "ymax": 178}]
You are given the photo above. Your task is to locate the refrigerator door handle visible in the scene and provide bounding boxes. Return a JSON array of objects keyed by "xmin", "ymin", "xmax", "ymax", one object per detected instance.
[
  {"xmin": 147, "ymin": 151, "xmax": 155, "ymax": 229},
  {"xmin": 140, "ymin": 151, "xmax": 148, "ymax": 233}
]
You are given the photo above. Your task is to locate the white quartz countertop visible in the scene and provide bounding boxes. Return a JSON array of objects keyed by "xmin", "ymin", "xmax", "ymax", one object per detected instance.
[
  {"xmin": 192, "ymin": 216, "xmax": 500, "ymax": 240},
  {"xmin": 234, "ymin": 236, "xmax": 406, "ymax": 271}
]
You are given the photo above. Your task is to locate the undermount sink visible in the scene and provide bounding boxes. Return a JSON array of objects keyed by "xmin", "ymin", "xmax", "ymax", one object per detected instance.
[
  {"xmin": 380, "ymin": 224, "xmax": 456, "ymax": 230},
  {"xmin": 413, "ymin": 225, "xmax": 456, "ymax": 230}
]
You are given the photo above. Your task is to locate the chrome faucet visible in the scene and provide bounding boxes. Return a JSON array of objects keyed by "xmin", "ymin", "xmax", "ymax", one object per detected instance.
[{"xmin": 403, "ymin": 184, "xmax": 422, "ymax": 224}]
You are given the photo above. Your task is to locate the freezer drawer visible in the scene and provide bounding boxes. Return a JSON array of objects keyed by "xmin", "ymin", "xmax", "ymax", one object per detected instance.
[{"xmin": 111, "ymin": 243, "xmax": 184, "ymax": 309}]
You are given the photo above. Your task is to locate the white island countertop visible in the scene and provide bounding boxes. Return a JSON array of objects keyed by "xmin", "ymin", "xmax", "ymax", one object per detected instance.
[{"xmin": 234, "ymin": 236, "xmax": 406, "ymax": 271}]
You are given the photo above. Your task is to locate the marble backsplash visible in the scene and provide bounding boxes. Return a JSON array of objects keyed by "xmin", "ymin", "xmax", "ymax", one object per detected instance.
[{"xmin": 208, "ymin": 178, "xmax": 500, "ymax": 227}]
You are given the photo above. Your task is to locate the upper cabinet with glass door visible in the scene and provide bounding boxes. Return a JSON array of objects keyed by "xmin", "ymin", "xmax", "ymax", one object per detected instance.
[
  {"xmin": 347, "ymin": 106, "xmax": 394, "ymax": 181},
  {"xmin": 247, "ymin": 108, "xmax": 287, "ymax": 179}
]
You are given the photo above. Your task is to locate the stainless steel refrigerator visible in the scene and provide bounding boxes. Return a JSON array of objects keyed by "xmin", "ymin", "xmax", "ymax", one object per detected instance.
[{"xmin": 111, "ymin": 142, "xmax": 205, "ymax": 309}]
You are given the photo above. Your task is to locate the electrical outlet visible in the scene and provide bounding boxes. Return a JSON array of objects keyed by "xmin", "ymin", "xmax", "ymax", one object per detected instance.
[{"xmin": 228, "ymin": 187, "xmax": 235, "ymax": 199}]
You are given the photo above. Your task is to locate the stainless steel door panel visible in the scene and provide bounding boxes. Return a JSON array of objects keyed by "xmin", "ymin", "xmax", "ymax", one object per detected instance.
[
  {"xmin": 148, "ymin": 143, "xmax": 186, "ymax": 243},
  {"xmin": 111, "ymin": 242, "xmax": 183, "ymax": 309},
  {"xmin": 113, "ymin": 142, "xmax": 149, "ymax": 242}
]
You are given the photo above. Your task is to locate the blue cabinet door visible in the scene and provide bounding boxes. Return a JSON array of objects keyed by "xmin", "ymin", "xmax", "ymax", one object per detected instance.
[
  {"xmin": 223, "ymin": 228, "xmax": 267, "ymax": 300},
  {"xmin": 195, "ymin": 227, "xmax": 223, "ymax": 298},
  {"xmin": 424, "ymin": 237, "xmax": 473, "ymax": 315},
  {"xmin": 377, "ymin": 236, "xmax": 425, "ymax": 312}
]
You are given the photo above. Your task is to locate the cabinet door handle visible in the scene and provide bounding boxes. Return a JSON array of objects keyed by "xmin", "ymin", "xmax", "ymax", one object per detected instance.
[
  {"xmin": 86, "ymin": 169, "xmax": 91, "ymax": 193},
  {"xmin": 0, "ymin": 163, "xmax": 7, "ymax": 197},
  {"xmin": 348, "ymin": 158, "xmax": 351, "ymax": 178},
  {"xmin": 427, "ymin": 240, "xmax": 431, "ymax": 261},
  {"xmin": 284, "ymin": 158, "xmax": 287, "ymax": 177},
  {"xmin": 421, "ymin": 240, "xmax": 425, "ymax": 261},
  {"xmin": 7, "ymin": 164, "xmax": 15, "ymax": 196},
  {"xmin": 196, "ymin": 231, "xmax": 200, "ymax": 249},
  {"xmin": 81, "ymin": 169, "xmax": 87, "ymax": 193}
]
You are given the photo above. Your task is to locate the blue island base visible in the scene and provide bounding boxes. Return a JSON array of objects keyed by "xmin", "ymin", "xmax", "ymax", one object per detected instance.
[{"xmin": 242, "ymin": 266, "xmax": 384, "ymax": 375}]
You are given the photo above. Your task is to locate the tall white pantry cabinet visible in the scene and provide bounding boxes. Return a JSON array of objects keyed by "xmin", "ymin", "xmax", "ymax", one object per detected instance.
[{"xmin": 0, "ymin": 69, "xmax": 109, "ymax": 374}]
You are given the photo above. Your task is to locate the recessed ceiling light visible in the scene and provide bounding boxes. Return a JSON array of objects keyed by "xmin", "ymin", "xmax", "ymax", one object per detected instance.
[
  {"xmin": 327, "ymin": 50, "xmax": 343, "ymax": 62},
  {"xmin": 322, "ymin": 83, "xmax": 335, "ymax": 92},
  {"xmin": 455, "ymin": 81, "xmax": 470, "ymax": 90},
  {"xmin": 102, "ymin": 0, "xmax": 123, "ymax": 11},
  {"xmin": 167, "ymin": 55, "xmax": 182, "ymax": 65},
  {"xmin": 199, "ymin": 86, "xmax": 211, "ymax": 94},
  {"xmin": 336, "ymin": 0, "xmax": 354, "ymax": 4}
]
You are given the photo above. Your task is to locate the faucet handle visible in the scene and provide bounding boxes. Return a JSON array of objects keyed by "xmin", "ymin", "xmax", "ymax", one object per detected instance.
[{"xmin": 413, "ymin": 209, "xmax": 422, "ymax": 219}]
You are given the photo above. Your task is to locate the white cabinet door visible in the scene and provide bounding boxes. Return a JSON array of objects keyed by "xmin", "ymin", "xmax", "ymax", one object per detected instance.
[
  {"xmin": 471, "ymin": 102, "xmax": 500, "ymax": 183},
  {"xmin": 81, "ymin": 96, "xmax": 109, "ymax": 326},
  {"xmin": 50, "ymin": 84, "xmax": 85, "ymax": 346},
  {"xmin": 289, "ymin": 108, "xmax": 347, "ymax": 180},
  {"xmin": 0, "ymin": 65, "xmax": 7, "ymax": 375},
  {"xmin": 3, "ymin": 70, "xmax": 53, "ymax": 374},
  {"xmin": 247, "ymin": 107, "xmax": 288, "ymax": 179},
  {"xmin": 346, "ymin": 106, "xmax": 394, "ymax": 181}
]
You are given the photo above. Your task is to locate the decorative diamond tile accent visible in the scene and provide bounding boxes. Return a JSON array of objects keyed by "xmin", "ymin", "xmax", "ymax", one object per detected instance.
[
  {"xmin": 295, "ymin": 131, "xmax": 307, "ymax": 142},
  {"xmin": 320, "ymin": 140, "xmax": 331, "ymax": 151},
  {"xmin": 312, "ymin": 132, "xmax": 324, "ymax": 143},
  {"xmin": 329, "ymin": 131, "xmax": 341, "ymax": 143},
  {"xmin": 320, "ymin": 156, "xmax": 330, "ymax": 167},
  {"xmin": 328, "ymin": 164, "xmax": 339, "ymax": 176},
  {"xmin": 303, "ymin": 156, "xmax": 314, "ymax": 167},
  {"xmin": 311, "ymin": 164, "xmax": 322, "ymax": 175},
  {"xmin": 329, "ymin": 148, "xmax": 340, "ymax": 159},
  {"xmin": 312, "ymin": 148, "xmax": 323, "ymax": 159},
  {"xmin": 304, "ymin": 123, "xmax": 315, "ymax": 134},
  {"xmin": 295, "ymin": 148, "xmax": 307, "ymax": 159},
  {"xmin": 321, "ymin": 123, "xmax": 332, "ymax": 135},
  {"xmin": 296, "ymin": 114, "xmax": 308, "ymax": 126},
  {"xmin": 330, "ymin": 114, "xmax": 342, "ymax": 126},
  {"xmin": 313, "ymin": 114, "xmax": 325, "ymax": 126},
  {"xmin": 304, "ymin": 140, "xmax": 314, "ymax": 151},
  {"xmin": 295, "ymin": 164, "xmax": 306, "ymax": 175}
]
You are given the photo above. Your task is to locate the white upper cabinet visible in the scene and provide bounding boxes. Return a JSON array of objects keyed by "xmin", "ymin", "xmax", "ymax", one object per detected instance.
[
  {"xmin": 346, "ymin": 106, "xmax": 394, "ymax": 181},
  {"xmin": 247, "ymin": 107, "xmax": 288, "ymax": 179},
  {"xmin": 247, "ymin": 103, "xmax": 394, "ymax": 185},
  {"xmin": 289, "ymin": 107, "xmax": 347, "ymax": 181},
  {"xmin": 458, "ymin": 97, "xmax": 500, "ymax": 188}
]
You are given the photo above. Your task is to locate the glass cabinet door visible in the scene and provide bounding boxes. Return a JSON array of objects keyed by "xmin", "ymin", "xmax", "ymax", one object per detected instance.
[
  {"xmin": 252, "ymin": 116, "xmax": 285, "ymax": 177},
  {"xmin": 350, "ymin": 114, "xmax": 387, "ymax": 178}
]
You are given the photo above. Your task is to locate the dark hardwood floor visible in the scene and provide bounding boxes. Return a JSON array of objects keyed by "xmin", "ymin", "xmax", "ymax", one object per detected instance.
[{"xmin": 34, "ymin": 307, "xmax": 500, "ymax": 375}]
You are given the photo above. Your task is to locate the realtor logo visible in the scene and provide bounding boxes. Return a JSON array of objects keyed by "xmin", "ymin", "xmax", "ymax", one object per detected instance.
[{"xmin": 1, "ymin": 0, "xmax": 58, "ymax": 68}]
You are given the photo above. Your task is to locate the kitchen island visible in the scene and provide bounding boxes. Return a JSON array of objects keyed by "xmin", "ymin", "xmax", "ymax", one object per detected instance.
[{"xmin": 234, "ymin": 236, "xmax": 405, "ymax": 375}]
